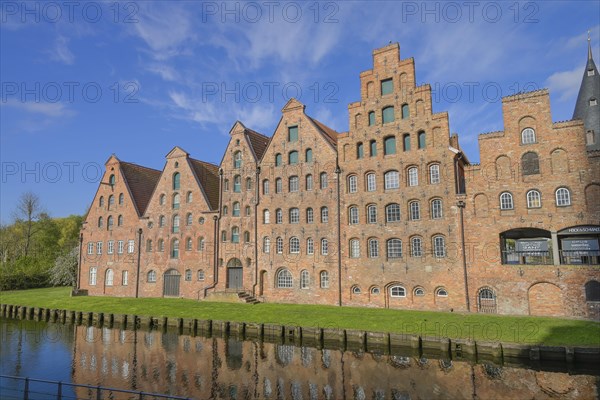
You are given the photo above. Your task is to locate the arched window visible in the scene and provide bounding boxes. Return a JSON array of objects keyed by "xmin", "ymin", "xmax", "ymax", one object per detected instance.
[
  {"xmin": 390, "ymin": 286, "xmax": 406, "ymax": 297},
  {"xmin": 233, "ymin": 151, "xmax": 242, "ymax": 168},
  {"xmin": 320, "ymin": 271, "xmax": 329, "ymax": 288},
  {"xmin": 263, "ymin": 237, "xmax": 271, "ymax": 253},
  {"xmin": 429, "ymin": 164, "xmax": 440, "ymax": 184},
  {"xmin": 185, "ymin": 269, "xmax": 192, "ymax": 281},
  {"xmin": 414, "ymin": 287, "xmax": 425, "ymax": 296},
  {"xmin": 288, "ymin": 151, "xmax": 299, "ymax": 165},
  {"xmin": 146, "ymin": 239, "xmax": 153, "ymax": 252},
  {"xmin": 186, "ymin": 191, "xmax": 193, "ymax": 203},
  {"xmin": 197, "ymin": 237, "xmax": 205, "ymax": 251},
  {"xmin": 348, "ymin": 175, "xmax": 358, "ymax": 193},
  {"xmin": 231, "ymin": 226, "xmax": 240, "ymax": 243},
  {"xmin": 526, "ymin": 190, "xmax": 541, "ymax": 208},
  {"xmin": 411, "ymin": 237, "xmax": 423, "ymax": 257},
  {"xmin": 275, "ymin": 153, "xmax": 282, "ymax": 166},
  {"xmin": 387, "ymin": 239, "xmax": 402, "ymax": 259},
  {"xmin": 107, "ymin": 216, "xmax": 113, "ymax": 230},
  {"xmin": 277, "ymin": 269, "xmax": 293, "ymax": 288},
  {"xmin": 436, "ymin": 288, "xmax": 448, "ymax": 297},
  {"xmin": 371, "ymin": 287, "xmax": 380, "ymax": 295},
  {"xmin": 224, "ymin": 179, "xmax": 229, "ymax": 191},
  {"xmin": 232, "ymin": 202, "xmax": 240, "ymax": 217},
  {"xmin": 320, "ymin": 172, "xmax": 328, "ymax": 189},
  {"xmin": 368, "ymin": 111, "xmax": 375, "ymax": 126},
  {"xmin": 368, "ymin": 238, "xmax": 379, "ymax": 258},
  {"xmin": 98, "ymin": 216, "xmax": 103, "ymax": 228},
  {"xmin": 105, "ymin": 269, "xmax": 114, "ymax": 286},
  {"xmin": 263, "ymin": 209, "xmax": 270, "ymax": 224},
  {"xmin": 276, "ymin": 237, "xmax": 284, "ymax": 254},
  {"xmin": 244, "ymin": 231, "xmax": 250, "ymax": 243},
  {"xmin": 186, "ymin": 213, "xmax": 193, "ymax": 225},
  {"xmin": 418, "ymin": 131, "xmax": 426, "ymax": 149},
  {"xmin": 276, "ymin": 208, "xmax": 283, "ymax": 224},
  {"xmin": 306, "ymin": 207, "xmax": 314, "ymax": 223},
  {"xmin": 172, "ymin": 193, "xmax": 180, "ymax": 209},
  {"xmin": 366, "ymin": 173, "xmax": 376, "ymax": 192},
  {"xmin": 349, "ymin": 206, "xmax": 359, "ymax": 224},
  {"xmin": 246, "ymin": 177, "xmax": 252, "ymax": 191},
  {"xmin": 370, "ymin": 140, "xmax": 377, "ymax": 157},
  {"xmin": 186, "ymin": 237, "xmax": 193, "ymax": 251},
  {"xmin": 109, "ymin": 174, "xmax": 116, "ymax": 186},
  {"xmin": 289, "ymin": 176, "xmax": 299, "ymax": 192},
  {"xmin": 173, "ymin": 172, "xmax": 180, "ymax": 190},
  {"xmin": 357, "ymin": 143, "xmax": 364, "ymax": 159},
  {"xmin": 382, "ymin": 106, "xmax": 395, "ymax": 123},
  {"xmin": 478, "ymin": 287, "xmax": 497, "ymax": 313},
  {"xmin": 197, "ymin": 270, "xmax": 205, "ymax": 281},
  {"xmin": 408, "ymin": 167, "xmax": 418, "ymax": 186},
  {"xmin": 522, "ymin": 152, "xmax": 540, "ymax": 175},
  {"xmin": 263, "ymin": 179, "xmax": 270, "ymax": 195},
  {"xmin": 352, "ymin": 286, "xmax": 362, "ymax": 295},
  {"xmin": 275, "ymin": 178, "xmax": 282, "ymax": 193},
  {"xmin": 349, "ymin": 238, "xmax": 360, "ymax": 258},
  {"xmin": 431, "ymin": 199, "xmax": 443, "ymax": 219},
  {"xmin": 555, "ymin": 188, "xmax": 571, "ymax": 206},
  {"xmin": 233, "ymin": 175, "xmax": 241, "ymax": 192},
  {"xmin": 306, "ymin": 238, "xmax": 314, "ymax": 255},
  {"xmin": 385, "ymin": 203, "xmax": 401, "ymax": 222},
  {"xmin": 521, "ymin": 128, "xmax": 536, "ymax": 144},
  {"xmin": 172, "ymin": 215, "xmax": 180, "ymax": 233},
  {"xmin": 108, "ymin": 195, "xmax": 114, "ymax": 208},
  {"xmin": 384, "ymin": 170, "xmax": 399, "ymax": 189},
  {"xmin": 147, "ymin": 270, "xmax": 156, "ymax": 283},
  {"xmin": 305, "ymin": 148, "xmax": 313, "ymax": 162},
  {"xmin": 384, "ymin": 136, "xmax": 396, "ymax": 155},
  {"xmin": 159, "ymin": 194, "xmax": 166, "ymax": 205},
  {"xmin": 500, "ymin": 192, "xmax": 514, "ymax": 210},
  {"xmin": 306, "ymin": 174, "xmax": 313, "ymax": 190},
  {"xmin": 401, "ymin": 104, "xmax": 409, "ymax": 119},
  {"xmin": 321, "ymin": 207, "xmax": 329, "ymax": 223},
  {"xmin": 409, "ymin": 201, "xmax": 420, "ymax": 220},
  {"xmin": 171, "ymin": 239, "xmax": 179, "ymax": 259},
  {"xmin": 99, "ymin": 196, "xmax": 104, "ymax": 207},
  {"xmin": 321, "ymin": 238, "xmax": 328, "ymax": 255},
  {"xmin": 159, "ymin": 215, "xmax": 165, "ymax": 227},
  {"xmin": 300, "ymin": 270, "xmax": 309, "ymax": 289},
  {"xmin": 158, "ymin": 239, "xmax": 164, "ymax": 252},
  {"xmin": 367, "ymin": 204, "xmax": 377, "ymax": 223},
  {"xmin": 89, "ymin": 267, "xmax": 97, "ymax": 285},
  {"xmin": 289, "ymin": 208, "xmax": 300, "ymax": 223},
  {"xmin": 433, "ymin": 235, "xmax": 446, "ymax": 257},
  {"xmin": 245, "ymin": 206, "xmax": 251, "ymax": 216},
  {"xmin": 585, "ymin": 281, "xmax": 600, "ymax": 302}
]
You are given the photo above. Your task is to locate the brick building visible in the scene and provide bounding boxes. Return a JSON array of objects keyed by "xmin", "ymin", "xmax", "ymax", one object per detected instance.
[{"xmin": 78, "ymin": 41, "xmax": 600, "ymax": 319}]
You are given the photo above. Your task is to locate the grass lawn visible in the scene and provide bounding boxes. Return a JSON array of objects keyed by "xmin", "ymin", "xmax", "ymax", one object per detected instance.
[{"xmin": 1, "ymin": 287, "xmax": 599, "ymax": 347}]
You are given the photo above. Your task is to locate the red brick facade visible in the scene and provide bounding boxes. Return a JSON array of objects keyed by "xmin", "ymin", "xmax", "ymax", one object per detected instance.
[{"xmin": 79, "ymin": 43, "xmax": 600, "ymax": 319}]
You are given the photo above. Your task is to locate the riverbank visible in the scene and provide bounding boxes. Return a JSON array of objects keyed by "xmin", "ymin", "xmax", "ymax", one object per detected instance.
[{"xmin": 1, "ymin": 287, "xmax": 599, "ymax": 347}]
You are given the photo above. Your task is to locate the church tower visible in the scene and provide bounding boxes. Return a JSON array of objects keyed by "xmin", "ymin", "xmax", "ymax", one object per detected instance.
[{"xmin": 573, "ymin": 32, "xmax": 600, "ymax": 150}]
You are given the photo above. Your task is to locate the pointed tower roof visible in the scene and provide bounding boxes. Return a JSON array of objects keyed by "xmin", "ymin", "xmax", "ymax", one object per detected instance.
[{"xmin": 573, "ymin": 31, "xmax": 600, "ymax": 150}]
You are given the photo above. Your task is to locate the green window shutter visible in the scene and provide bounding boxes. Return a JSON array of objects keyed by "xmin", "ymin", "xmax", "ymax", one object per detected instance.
[
  {"xmin": 381, "ymin": 79, "xmax": 393, "ymax": 95},
  {"xmin": 368, "ymin": 112, "xmax": 375, "ymax": 126},
  {"xmin": 382, "ymin": 107, "xmax": 395, "ymax": 124},
  {"xmin": 384, "ymin": 137, "xmax": 396, "ymax": 155},
  {"xmin": 402, "ymin": 104, "xmax": 409, "ymax": 119},
  {"xmin": 418, "ymin": 132, "xmax": 426, "ymax": 149},
  {"xmin": 288, "ymin": 126, "xmax": 298, "ymax": 142},
  {"xmin": 305, "ymin": 149, "xmax": 313, "ymax": 162},
  {"xmin": 289, "ymin": 151, "xmax": 298, "ymax": 164},
  {"xmin": 403, "ymin": 134, "xmax": 411, "ymax": 151},
  {"xmin": 370, "ymin": 141, "xmax": 377, "ymax": 156}
]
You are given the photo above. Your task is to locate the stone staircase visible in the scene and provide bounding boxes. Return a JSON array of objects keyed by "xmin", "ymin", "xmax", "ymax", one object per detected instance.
[{"xmin": 238, "ymin": 291, "xmax": 260, "ymax": 304}]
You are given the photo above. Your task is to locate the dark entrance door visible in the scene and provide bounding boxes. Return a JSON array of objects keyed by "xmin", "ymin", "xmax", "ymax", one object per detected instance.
[
  {"xmin": 163, "ymin": 269, "xmax": 181, "ymax": 297},
  {"xmin": 227, "ymin": 267, "xmax": 243, "ymax": 290}
]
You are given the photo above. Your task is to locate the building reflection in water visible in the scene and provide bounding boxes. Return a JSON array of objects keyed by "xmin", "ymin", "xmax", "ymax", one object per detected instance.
[{"xmin": 69, "ymin": 324, "xmax": 597, "ymax": 400}]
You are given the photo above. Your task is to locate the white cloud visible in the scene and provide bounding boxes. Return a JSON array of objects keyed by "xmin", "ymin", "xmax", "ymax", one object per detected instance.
[
  {"xmin": 146, "ymin": 63, "xmax": 180, "ymax": 81},
  {"xmin": 546, "ymin": 66, "xmax": 582, "ymax": 102},
  {"xmin": 49, "ymin": 35, "xmax": 74, "ymax": 65},
  {"xmin": 2, "ymin": 100, "xmax": 72, "ymax": 117}
]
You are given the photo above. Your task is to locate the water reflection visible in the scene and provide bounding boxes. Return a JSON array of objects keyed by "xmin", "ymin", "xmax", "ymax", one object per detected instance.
[{"xmin": 0, "ymin": 318, "xmax": 598, "ymax": 399}]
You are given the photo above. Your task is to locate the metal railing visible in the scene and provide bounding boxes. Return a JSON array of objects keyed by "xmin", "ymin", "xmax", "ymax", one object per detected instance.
[{"xmin": 0, "ymin": 375, "xmax": 191, "ymax": 400}]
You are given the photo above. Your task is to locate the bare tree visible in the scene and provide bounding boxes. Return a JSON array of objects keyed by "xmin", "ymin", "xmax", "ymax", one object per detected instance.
[{"xmin": 13, "ymin": 192, "xmax": 44, "ymax": 257}]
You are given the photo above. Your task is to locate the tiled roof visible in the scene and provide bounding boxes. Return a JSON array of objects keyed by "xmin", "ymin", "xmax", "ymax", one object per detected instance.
[
  {"xmin": 245, "ymin": 128, "xmax": 270, "ymax": 160},
  {"xmin": 189, "ymin": 158, "xmax": 220, "ymax": 211},
  {"xmin": 309, "ymin": 117, "xmax": 338, "ymax": 146},
  {"xmin": 120, "ymin": 162, "xmax": 161, "ymax": 216}
]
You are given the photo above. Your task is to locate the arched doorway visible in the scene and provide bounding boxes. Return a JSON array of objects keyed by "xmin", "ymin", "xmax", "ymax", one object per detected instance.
[
  {"xmin": 528, "ymin": 282, "xmax": 564, "ymax": 317},
  {"xmin": 477, "ymin": 287, "xmax": 497, "ymax": 313},
  {"xmin": 227, "ymin": 258, "xmax": 243, "ymax": 290},
  {"xmin": 163, "ymin": 269, "xmax": 181, "ymax": 297}
]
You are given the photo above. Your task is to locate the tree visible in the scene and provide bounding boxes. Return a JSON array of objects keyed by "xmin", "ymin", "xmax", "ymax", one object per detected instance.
[
  {"xmin": 49, "ymin": 246, "xmax": 79, "ymax": 287},
  {"xmin": 13, "ymin": 192, "xmax": 45, "ymax": 258}
]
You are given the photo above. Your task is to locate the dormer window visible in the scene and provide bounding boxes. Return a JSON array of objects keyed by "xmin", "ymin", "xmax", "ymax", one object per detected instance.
[
  {"xmin": 588, "ymin": 69, "xmax": 595, "ymax": 76},
  {"xmin": 590, "ymin": 98, "xmax": 598, "ymax": 106}
]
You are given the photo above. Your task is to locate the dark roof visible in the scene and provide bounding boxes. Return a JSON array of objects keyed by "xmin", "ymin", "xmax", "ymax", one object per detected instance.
[
  {"xmin": 573, "ymin": 39, "xmax": 600, "ymax": 150},
  {"xmin": 309, "ymin": 117, "xmax": 338, "ymax": 146},
  {"xmin": 245, "ymin": 128, "xmax": 270, "ymax": 160},
  {"xmin": 189, "ymin": 158, "xmax": 220, "ymax": 210},
  {"xmin": 120, "ymin": 162, "xmax": 161, "ymax": 216}
]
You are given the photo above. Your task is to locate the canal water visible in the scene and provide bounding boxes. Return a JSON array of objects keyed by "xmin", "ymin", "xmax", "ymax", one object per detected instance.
[{"xmin": 0, "ymin": 318, "xmax": 598, "ymax": 399}]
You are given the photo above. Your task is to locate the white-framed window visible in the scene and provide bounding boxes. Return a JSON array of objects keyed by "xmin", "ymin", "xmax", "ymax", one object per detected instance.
[
  {"xmin": 146, "ymin": 239, "xmax": 153, "ymax": 252},
  {"xmin": 290, "ymin": 237, "xmax": 300, "ymax": 253},
  {"xmin": 198, "ymin": 237, "xmax": 205, "ymax": 251},
  {"xmin": 172, "ymin": 193, "xmax": 180, "ymax": 210},
  {"xmin": 290, "ymin": 208, "xmax": 300, "ymax": 223},
  {"xmin": 185, "ymin": 269, "xmax": 192, "ymax": 281},
  {"xmin": 500, "ymin": 192, "xmax": 514, "ymax": 210},
  {"xmin": 122, "ymin": 270, "xmax": 128, "ymax": 286},
  {"xmin": 89, "ymin": 267, "xmax": 97, "ymax": 285},
  {"xmin": 197, "ymin": 270, "xmax": 205, "ymax": 281},
  {"xmin": 117, "ymin": 240, "xmax": 124, "ymax": 254},
  {"xmin": 349, "ymin": 239, "xmax": 360, "ymax": 258},
  {"xmin": 408, "ymin": 167, "xmax": 418, "ymax": 186},
  {"xmin": 368, "ymin": 238, "xmax": 379, "ymax": 258},
  {"xmin": 233, "ymin": 175, "xmax": 241, "ymax": 192},
  {"xmin": 390, "ymin": 286, "xmax": 406, "ymax": 297},
  {"xmin": 245, "ymin": 206, "xmax": 251, "ymax": 216},
  {"xmin": 306, "ymin": 174, "xmax": 313, "ymax": 191},
  {"xmin": 172, "ymin": 214, "xmax": 180, "ymax": 233},
  {"xmin": 263, "ymin": 209, "xmax": 270, "ymax": 224},
  {"xmin": 300, "ymin": 270, "xmax": 309, "ymax": 289},
  {"xmin": 96, "ymin": 241, "xmax": 103, "ymax": 255},
  {"xmin": 526, "ymin": 190, "xmax": 541, "ymax": 208},
  {"xmin": 411, "ymin": 237, "xmax": 423, "ymax": 257},
  {"xmin": 320, "ymin": 172, "xmax": 328, "ymax": 189},
  {"xmin": 157, "ymin": 239, "xmax": 164, "ymax": 252},
  {"xmin": 233, "ymin": 151, "xmax": 242, "ymax": 168},
  {"xmin": 127, "ymin": 240, "xmax": 135, "ymax": 254},
  {"xmin": 555, "ymin": 187, "xmax": 571, "ymax": 206},
  {"xmin": 307, "ymin": 238, "xmax": 314, "ymax": 255},
  {"xmin": 231, "ymin": 227, "xmax": 240, "ymax": 243},
  {"xmin": 414, "ymin": 287, "xmax": 425, "ymax": 296},
  {"xmin": 159, "ymin": 215, "xmax": 165, "ymax": 227},
  {"xmin": 186, "ymin": 213, "xmax": 193, "ymax": 225},
  {"xmin": 263, "ymin": 237, "xmax": 271, "ymax": 253},
  {"xmin": 232, "ymin": 202, "xmax": 240, "ymax": 217},
  {"xmin": 276, "ymin": 237, "xmax": 284, "ymax": 254},
  {"xmin": 306, "ymin": 208, "xmax": 314, "ymax": 223},
  {"xmin": 366, "ymin": 173, "xmax": 376, "ymax": 192},
  {"xmin": 105, "ymin": 269, "xmax": 114, "ymax": 286},
  {"xmin": 521, "ymin": 128, "xmax": 536, "ymax": 144},
  {"xmin": 320, "ymin": 271, "xmax": 329, "ymax": 288},
  {"xmin": 276, "ymin": 178, "xmax": 282, "ymax": 193},
  {"xmin": 276, "ymin": 209, "xmax": 283, "ymax": 224},
  {"xmin": 349, "ymin": 206, "xmax": 359, "ymax": 224},
  {"xmin": 386, "ymin": 203, "xmax": 401, "ymax": 222},
  {"xmin": 87, "ymin": 242, "xmax": 94, "ymax": 255},
  {"xmin": 431, "ymin": 199, "xmax": 443, "ymax": 219},
  {"xmin": 352, "ymin": 286, "xmax": 362, "ymax": 295},
  {"xmin": 436, "ymin": 288, "xmax": 448, "ymax": 297},
  {"xmin": 367, "ymin": 204, "xmax": 377, "ymax": 223},
  {"xmin": 321, "ymin": 207, "xmax": 329, "ymax": 223},
  {"xmin": 371, "ymin": 287, "xmax": 381, "ymax": 295},
  {"xmin": 186, "ymin": 237, "xmax": 193, "ymax": 251},
  {"xmin": 159, "ymin": 194, "xmax": 166, "ymax": 205},
  {"xmin": 289, "ymin": 176, "xmax": 299, "ymax": 192},
  {"xmin": 277, "ymin": 269, "xmax": 293, "ymax": 288},
  {"xmin": 387, "ymin": 239, "xmax": 402, "ymax": 259},
  {"xmin": 147, "ymin": 270, "xmax": 156, "ymax": 283},
  {"xmin": 348, "ymin": 175, "xmax": 358, "ymax": 193},
  {"xmin": 263, "ymin": 179, "xmax": 270, "ymax": 195},
  {"xmin": 186, "ymin": 191, "xmax": 193, "ymax": 203},
  {"xmin": 433, "ymin": 235, "xmax": 446, "ymax": 257},
  {"xmin": 384, "ymin": 171, "xmax": 399, "ymax": 189},
  {"xmin": 246, "ymin": 177, "xmax": 252, "ymax": 190},
  {"xmin": 107, "ymin": 240, "xmax": 114, "ymax": 254},
  {"xmin": 429, "ymin": 164, "xmax": 440, "ymax": 184},
  {"xmin": 321, "ymin": 238, "xmax": 328, "ymax": 255},
  {"xmin": 409, "ymin": 201, "xmax": 420, "ymax": 220}
]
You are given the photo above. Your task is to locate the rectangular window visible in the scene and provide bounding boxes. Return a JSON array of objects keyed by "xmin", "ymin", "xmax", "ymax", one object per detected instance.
[
  {"xmin": 127, "ymin": 240, "xmax": 135, "ymax": 254},
  {"xmin": 276, "ymin": 239, "xmax": 283, "ymax": 254},
  {"xmin": 321, "ymin": 208, "xmax": 329, "ymax": 223},
  {"xmin": 321, "ymin": 239, "xmax": 328, "ymax": 255},
  {"xmin": 122, "ymin": 271, "xmax": 128, "ymax": 286},
  {"xmin": 117, "ymin": 240, "xmax": 124, "ymax": 254},
  {"xmin": 348, "ymin": 176, "xmax": 357, "ymax": 193},
  {"xmin": 276, "ymin": 179, "xmax": 282, "ymax": 193},
  {"xmin": 89, "ymin": 268, "xmax": 97, "ymax": 286},
  {"xmin": 430, "ymin": 165, "xmax": 440, "ymax": 184},
  {"xmin": 410, "ymin": 202, "xmax": 420, "ymax": 220},
  {"xmin": 96, "ymin": 241, "xmax": 103, "ymax": 255},
  {"xmin": 306, "ymin": 175, "xmax": 313, "ymax": 191},
  {"xmin": 384, "ymin": 172, "xmax": 399, "ymax": 189},
  {"xmin": 368, "ymin": 112, "xmax": 375, "ymax": 126},
  {"xmin": 381, "ymin": 78, "xmax": 393, "ymax": 95},
  {"xmin": 370, "ymin": 140, "xmax": 377, "ymax": 157},
  {"xmin": 408, "ymin": 168, "xmax": 418, "ymax": 186},
  {"xmin": 384, "ymin": 137, "xmax": 396, "ymax": 155},
  {"xmin": 368, "ymin": 206, "xmax": 377, "ymax": 223},
  {"xmin": 87, "ymin": 242, "xmax": 94, "ymax": 255},
  {"xmin": 367, "ymin": 174, "xmax": 376, "ymax": 191},
  {"xmin": 307, "ymin": 239, "xmax": 314, "ymax": 255},
  {"xmin": 307, "ymin": 208, "xmax": 314, "ymax": 223},
  {"xmin": 107, "ymin": 240, "xmax": 114, "ymax": 254},
  {"xmin": 289, "ymin": 177, "xmax": 299, "ymax": 192},
  {"xmin": 382, "ymin": 107, "xmax": 395, "ymax": 124},
  {"xmin": 288, "ymin": 126, "xmax": 298, "ymax": 142},
  {"xmin": 290, "ymin": 209, "xmax": 300, "ymax": 223}
]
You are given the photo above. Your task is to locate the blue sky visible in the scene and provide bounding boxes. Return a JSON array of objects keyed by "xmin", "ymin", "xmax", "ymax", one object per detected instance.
[{"xmin": 1, "ymin": 1, "xmax": 599, "ymax": 223}]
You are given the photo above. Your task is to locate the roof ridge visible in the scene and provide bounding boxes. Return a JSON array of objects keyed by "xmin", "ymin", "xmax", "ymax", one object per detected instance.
[{"xmin": 120, "ymin": 160, "xmax": 161, "ymax": 173}]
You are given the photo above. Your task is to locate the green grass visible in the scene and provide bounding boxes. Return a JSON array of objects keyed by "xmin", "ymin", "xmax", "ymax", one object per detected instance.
[{"xmin": 1, "ymin": 287, "xmax": 599, "ymax": 347}]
